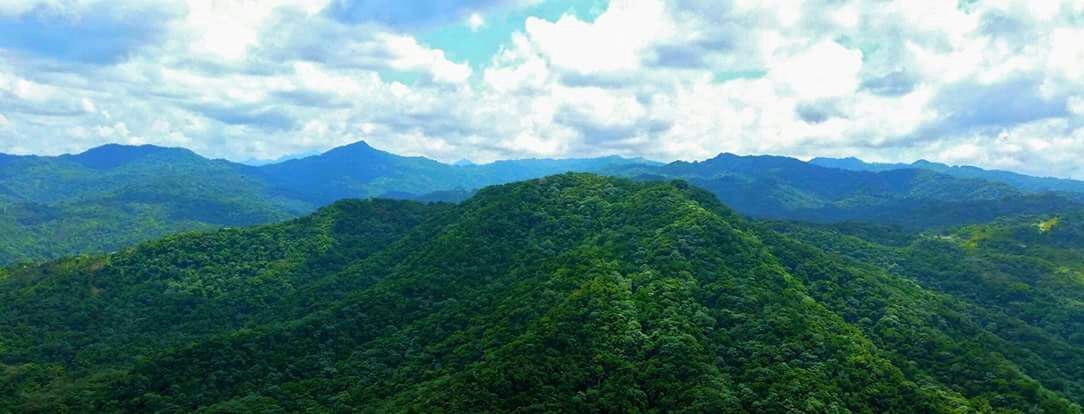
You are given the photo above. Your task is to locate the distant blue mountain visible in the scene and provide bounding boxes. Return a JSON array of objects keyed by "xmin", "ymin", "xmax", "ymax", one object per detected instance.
[
  {"xmin": 256, "ymin": 140, "xmax": 655, "ymax": 204},
  {"xmin": 61, "ymin": 144, "xmax": 201, "ymax": 170},
  {"xmin": 0, "ymin": 140, "xmax": 657, "ymax": 262},
  {"xmin": 811, "ymin": 157, "xmax": 1084, "ymax": 195},
  {"xmin": 611, "ymin": 152, "xmax": 1079, "ymax": 228},
  {"xmin": 452, "ymin": 159, "xmax": 476, "ymax": 167},
  {"xmin": 2, "ymin": 140, "xmax": 1082, "ymax": 262}
]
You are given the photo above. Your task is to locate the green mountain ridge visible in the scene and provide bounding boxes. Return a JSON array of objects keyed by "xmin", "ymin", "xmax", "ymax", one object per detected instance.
[
  {"xmin": 0, "ymin": 141, "xmax": 649, "ymax": 264},
  {"xmin": 810, "ymin": 156, "xmax": 1084, "ymax": 196},
  {"xmin": 612, "ymin": 153, "xmax": 1081, "ymax": 228},
  {"xmin": 2, "ymin": 142, "xmax": 1083, "ymax": 265},
  {"xmin": 2, "ymin": 174, "xmax": 1083, "ymax": 412}
]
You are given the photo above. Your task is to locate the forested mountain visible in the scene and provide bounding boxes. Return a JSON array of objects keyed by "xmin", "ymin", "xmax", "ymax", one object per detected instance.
[
  {"xmin": 0, "ymin": 142, "xmax": 649, "ymax": 264},
  {"xmin": 2, "ymin": 174, "xmax": 1083, "ymax": 412},
  {"xmin": 0, "ymin": 145, "xmax": 306, "ymax": 265},
  {"xmin": 613, "ymin": 153, "xmax": 1082, "ymax": 228},
  {"xmin": 4, "ymin": 141, "xmax": 1083, "ymax": 264},
  {"xmin": 255, "ymin": 141, "xmax": 654, "ymax": 204},
  {"xmin": 811, "ymin": 156, "xmax": 1084, "ymax": 196}
]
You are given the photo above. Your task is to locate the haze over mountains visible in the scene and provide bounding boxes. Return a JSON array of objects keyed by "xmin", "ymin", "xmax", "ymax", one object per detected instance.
[{"xmin": 2, "ymin": 140, "xmax": 1084, "ymax": 264}]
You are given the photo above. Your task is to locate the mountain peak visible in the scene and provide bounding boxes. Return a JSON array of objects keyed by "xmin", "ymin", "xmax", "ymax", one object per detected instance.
[
  {"xmin": 452, "ymin": 159, "xmax": 476, "ymax": 167},
  {"xmin": 706, "ymin": 152, "xmax": 741, "ymax": 161},
  {"xmin": 66, "ymin": 143, "xmax": 199, "ymax": 169},
  {"xmin": 323, "ymin": 139, "xmax": 376, "ymax": 154},
  {"xmin": 307, "ymin": 140, "xmax": 405, "ymax": 164},
  {"xmin": 808, "ymin": 156, "xmax": 873, "ymax": 170}
]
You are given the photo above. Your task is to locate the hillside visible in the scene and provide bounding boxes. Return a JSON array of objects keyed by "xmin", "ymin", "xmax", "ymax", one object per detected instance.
[
  {"xmin": 2, "ymin": 174, "xmax": 1081, "ymax": 412},
  {"xmin": 0, "ymin": 147, "xmax": 306, "ymax": 264}
]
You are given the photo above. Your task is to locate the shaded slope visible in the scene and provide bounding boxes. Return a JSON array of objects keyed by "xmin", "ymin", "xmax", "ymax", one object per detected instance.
[
  {"xmin": 756, "ymin": 222, "xmax": 1084, "ymax": 410},
  {"xmin": 0, "ymin": 199, "xmax": 444, "ymax": 408}
]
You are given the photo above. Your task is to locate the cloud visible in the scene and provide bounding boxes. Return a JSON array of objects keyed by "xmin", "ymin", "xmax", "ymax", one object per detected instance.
[
  {"xmin": 771, "ymin": 40, "xmax": 863, "ymax": 99},
  {"xmin": 924, "ymin": 75, "xmax": 1069, "ymax": 136},
  {"xmin": 324, "ymin": 0, "xmax": 504, "ymax": 28},
  {"xmin": 861, "ymin": 71, "xmax": 917, "ymax": 97},
  {"xmin": 190, "ymin": 103, "xmax": 297, "ymax": 132},
  {"xmin": 523, "ymin": 0, "xmax": 674, "ymax": 75},
  {"xmin": 0, "ymin": 1, "xmax": 182, "ymax": 64},
  {"xmin": 796, "ymin": 101, "xmax": 846, "ymax": 124},
  {"xmin": 252, "ymin": 9, "xmax": 471, "ymax": 84},
  {"xmin": 467, "ymin": 12, "xmax": 485, "ymax": 31},
  {"xmin": 2, "ymin": 0, "xmax": 1084, "ymax": 180}
]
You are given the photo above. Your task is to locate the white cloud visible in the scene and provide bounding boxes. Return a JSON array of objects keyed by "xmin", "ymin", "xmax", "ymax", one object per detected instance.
[
  {"xmin": 0, "ymin": 113, "xmax": 9, "ymax": 128},
  {"xmin": 380, "ymin": 33, "xmax": 472, "ymax": 84},
  {"xmin": 772, "ymin": 41, "xmax": 863, "ymax": 99},
  {"xmin": 1047, "ymin": 27, "xmax": 1084, "ymax": 84},
  {"xmin": 2, "ymin": 0, "xmax": 1084, "ymax": 179},
  {"xmin": 524, "ymin": 0, "xmax": 674, "ymax": 75},
  {"xmin": 467, "ymin": 12, "xmax": 485, "ymax": 31},
  {"xmin": 1070, "ymin": 96, "xmax": 1084, "ymax": 116}
]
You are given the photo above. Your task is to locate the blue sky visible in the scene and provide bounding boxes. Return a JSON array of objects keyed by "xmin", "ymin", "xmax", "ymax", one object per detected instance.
[{"xmin": 0, "ymin": 0, "xmax": 1083, "ymax": 178}]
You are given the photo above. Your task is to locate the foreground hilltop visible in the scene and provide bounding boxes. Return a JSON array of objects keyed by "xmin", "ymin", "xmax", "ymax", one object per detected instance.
[{"xmin": 2, "ymin": 174, "xmax": 1081, "ymax": 412}]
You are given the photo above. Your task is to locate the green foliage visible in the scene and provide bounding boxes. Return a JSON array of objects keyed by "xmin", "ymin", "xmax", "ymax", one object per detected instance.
[
  {"xmin": 2, "ymin": 174, "xmax": 1081, "ymax": 412},
  {"xmin": 765, "ymin": 215, "xmax": 1084, "ymax": 410}
]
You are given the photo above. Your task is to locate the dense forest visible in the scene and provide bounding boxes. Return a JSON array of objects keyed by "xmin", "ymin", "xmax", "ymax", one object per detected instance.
[{"xmin": 3, "ymin": 174, "xmax": 1082, "ymax": 412}]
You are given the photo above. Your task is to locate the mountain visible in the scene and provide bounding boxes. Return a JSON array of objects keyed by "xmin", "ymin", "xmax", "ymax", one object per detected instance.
[
  {"xmin": 3, "ymin": 140, "xmax": 1082, "ymax": 264},
  {"xmin": 811, "ymin": 156, "xmax": 1084, "ymax": 196},
  {"xmin": 0, "ymin": 146, "xmax": 307, "ymax": 264},
  {"xmin": 452, "ymin": 159, "xmax": 476, "ymax": 166},
  {"xmin": 613, "ymin": 153, "xmax": 1081, "ymax": 228},
  {"xmin": 257, "ymin": 142, "xmax": 658, "ymax": 204},
  {"xmin": 1, "ymin": 174, "xmax": 1081, "ymax": 412},
  {"xmin": 255, "ymin": 140, "xmax": 458, "ymax": 204},
  {"xmin": 0, "ymin": 141, "xmax": 653, "ymax": 264},
  {"xmin": 760, "ymin": 210, "xmax": 1084, "ymax": 408}
]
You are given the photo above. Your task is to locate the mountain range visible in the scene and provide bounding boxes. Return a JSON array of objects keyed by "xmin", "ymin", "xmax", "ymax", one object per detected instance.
[
  {"xmin": 613, "ymin": 153, "xmax": 1081, "ymax": 228},
  {"xmin": 3, "ymin": 141, "xmax": 1084, "ymax": 264},
  {"xmin": 0, "ymin": 141, "xmax": 650, "ymax": 264},
  {"xmin": 2, "ymin": 174, "xmax": 1082, "ymax": 412},
  {"xmin": 811, "ymin": 156, "xmax": 1084, "ymax": 196}
]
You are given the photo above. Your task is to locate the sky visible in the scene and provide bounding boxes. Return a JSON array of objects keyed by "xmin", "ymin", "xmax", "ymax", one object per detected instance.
[{"xmin": 0, "ymin": 0, "xmax": 1083, "ymax": 178}]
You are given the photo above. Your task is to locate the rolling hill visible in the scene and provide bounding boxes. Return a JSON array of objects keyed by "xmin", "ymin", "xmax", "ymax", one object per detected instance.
[{"xmin": 1, "ymin": 174, "xmax": 1081, "ymax": 412}]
